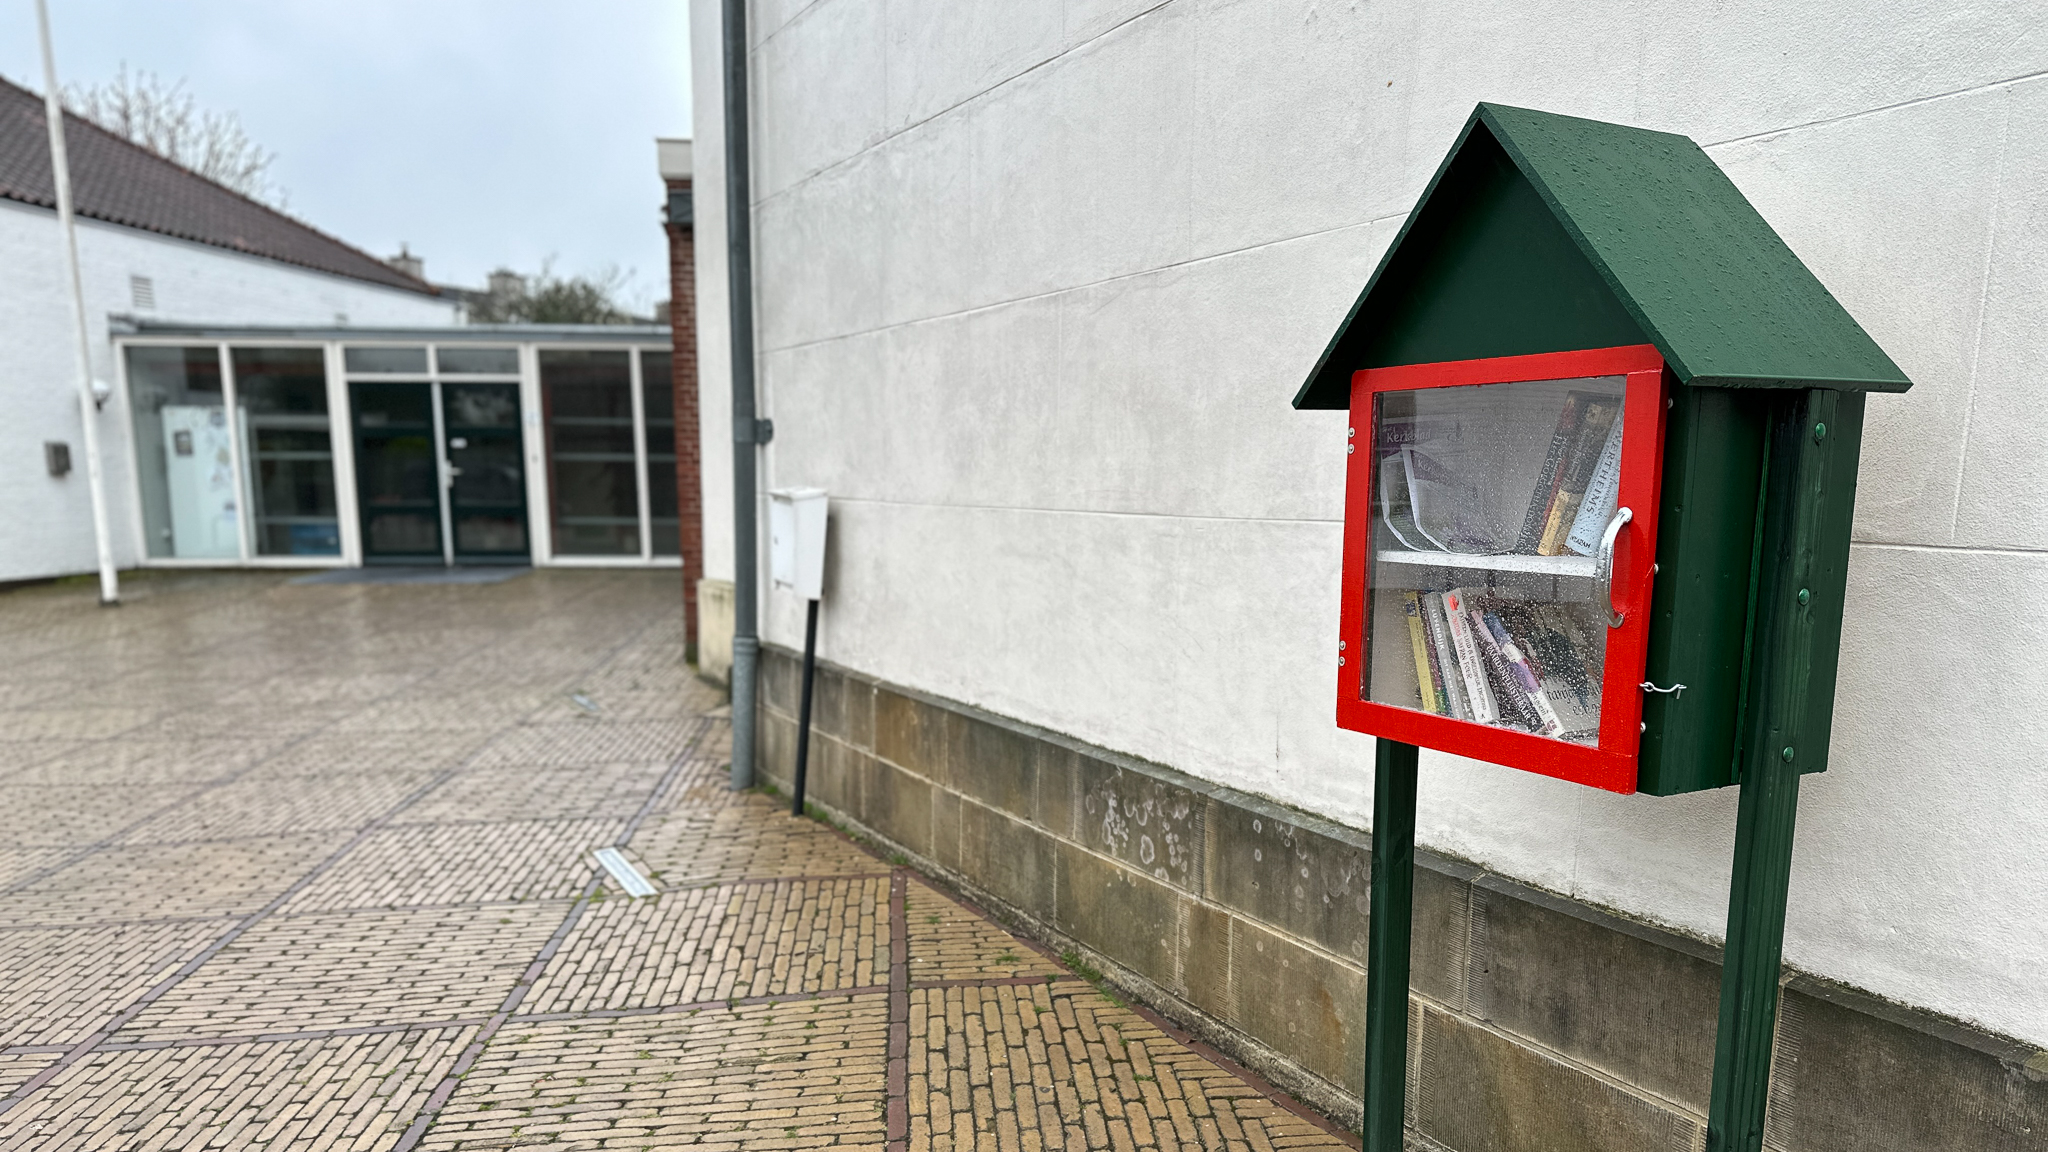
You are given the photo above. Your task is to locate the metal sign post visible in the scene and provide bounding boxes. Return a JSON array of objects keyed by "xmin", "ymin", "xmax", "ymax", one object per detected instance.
[{"xmin": 769, "ymin": 488, "xmax": 828, "ymax": 816}]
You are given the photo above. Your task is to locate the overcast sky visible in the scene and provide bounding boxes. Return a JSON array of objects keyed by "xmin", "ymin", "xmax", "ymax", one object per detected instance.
[{"xmin": 1, "ymin": 0, "xmax": 692, "ymax": 309}]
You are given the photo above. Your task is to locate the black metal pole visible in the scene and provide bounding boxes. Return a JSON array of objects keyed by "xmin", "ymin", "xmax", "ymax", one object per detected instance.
[
  {"xmin": 1362, "ymin": 737, "xmax": 1419, "ymax": 1150},
  {"xmin": 790, "ymin": 598, "xmax": 819, "ymax": 817}
]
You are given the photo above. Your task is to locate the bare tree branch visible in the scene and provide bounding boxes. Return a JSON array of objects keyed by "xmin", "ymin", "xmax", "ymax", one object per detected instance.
[{"xmin": 63, "ymin": 64, "xmax": 285, "ymax": 207}]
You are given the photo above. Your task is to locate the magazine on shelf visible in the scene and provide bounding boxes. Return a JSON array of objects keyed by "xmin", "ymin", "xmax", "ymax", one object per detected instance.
[
  {"xmin": 1379, "ymin": 389, "xmax": 1625, "ymax": 562},
  {"xmin": 1377, "ymin": 412, "xmax": 1512, "ymax": 554}
]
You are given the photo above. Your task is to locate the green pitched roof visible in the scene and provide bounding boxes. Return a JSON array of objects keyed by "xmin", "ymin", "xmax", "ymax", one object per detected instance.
[{"xmin": 1294, "ymin": 103, "xmax": 1911, "ymax": 410}]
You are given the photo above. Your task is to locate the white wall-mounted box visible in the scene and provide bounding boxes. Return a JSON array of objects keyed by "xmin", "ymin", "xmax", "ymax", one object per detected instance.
[{"xmin": 769, "ymin": 487, "xmax": 828, "ymax": 601}]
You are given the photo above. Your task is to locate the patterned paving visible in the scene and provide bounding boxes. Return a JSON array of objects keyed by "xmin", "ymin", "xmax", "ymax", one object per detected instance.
[{"xmin": 0, "ymin": 570, "xmax": 1352, "ymax": 1151}]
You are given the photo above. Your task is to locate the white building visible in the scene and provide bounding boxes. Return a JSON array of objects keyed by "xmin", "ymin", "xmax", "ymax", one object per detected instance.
[
  {"xmin": 687, "ymin": 3, "xmax": 2048, "ymax": 1147},
  {"xmin": 2, "ymin": 77, "xmax": 681, "ymax": 579}
]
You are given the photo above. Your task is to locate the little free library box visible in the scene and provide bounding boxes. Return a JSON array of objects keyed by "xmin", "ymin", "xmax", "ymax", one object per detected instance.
[
  {"xmin": 1298, "ymin": 102, "xmax": 1912, "ymax": 798},
  {"xmin": 1296, "ymin": 103, "xmax": 1912, "ymax": 1152}
]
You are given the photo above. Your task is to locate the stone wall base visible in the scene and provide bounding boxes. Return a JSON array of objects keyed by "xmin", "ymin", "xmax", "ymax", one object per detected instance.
[{"xmin": 755, "ymin": 645, "xmax": 2048, "ymax": 1151}]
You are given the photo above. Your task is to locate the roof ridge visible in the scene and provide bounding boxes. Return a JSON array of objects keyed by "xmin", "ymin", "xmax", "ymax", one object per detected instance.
[
  {"xmin": 1294, "ymin": 102, "xmax": 1911, "ymax": 408},
  {"xmin": 0, "ymin": 72, "xmax": 438, "ymax": 297}
]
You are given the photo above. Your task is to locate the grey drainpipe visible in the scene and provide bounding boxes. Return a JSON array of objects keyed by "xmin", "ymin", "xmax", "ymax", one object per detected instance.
[{"xmin": 723, "ymin": 0, "xmax": 763, "ymax": 790}]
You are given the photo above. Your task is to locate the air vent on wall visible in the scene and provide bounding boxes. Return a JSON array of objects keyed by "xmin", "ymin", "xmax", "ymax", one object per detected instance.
[{"xmin": 130, "ymin": 275, "xmax": 155, "ymax": 311}]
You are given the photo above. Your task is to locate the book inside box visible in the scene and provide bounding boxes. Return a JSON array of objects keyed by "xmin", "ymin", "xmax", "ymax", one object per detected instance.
[{"xmin": 1365, "ymin": 375, "xmax": 1627, "ymax": 744}]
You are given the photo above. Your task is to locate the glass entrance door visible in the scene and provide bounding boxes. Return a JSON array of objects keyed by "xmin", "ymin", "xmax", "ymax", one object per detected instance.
[
  {"xmin": 352, "ymin": 381, "xmax": 443, "ymax": 563},
  {"xmin": 351, "ymin": 379, "xmax": 530, "ymax": 565},
  {"xmin": 442, "ymin": 383, "xmax": 528, "ymax": 563}
]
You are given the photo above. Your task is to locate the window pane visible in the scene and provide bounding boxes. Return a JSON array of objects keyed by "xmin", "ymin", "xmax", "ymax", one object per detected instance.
[
  {"xmin": 343, "ymin": 346, "xmax": 428, "ymax": 374},
  {"xmin": 126, "ymin": 346, "xmax": 236, "ymax": 559},
  {"xmin": 233, "ymin": 348, "xmax": 339, "ymax": 556},
  {"xmin": 444, "ymin": 383, "xmax": 520, "ymax": 428},
  {"xmin": 540, "ymin": 350, "xmax": 639, "ymax": 555},
  {"xmin": 1365, "ymin": 376, "xmax": 1624, "ymax": 745},
  {"xmin": 436, "ymin": 346, "xmax": 518, "ymax": 375},
  {"xmin": 352, "ymin": 380, "xmax": 433, "ymax": 427},
  {"xmin": 641, "ymin": 351, "xmax": 679, "ymax": 556}
]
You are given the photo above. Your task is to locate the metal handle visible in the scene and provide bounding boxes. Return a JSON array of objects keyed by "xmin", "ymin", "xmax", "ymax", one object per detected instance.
[{"xmin": 1594, "ymin": 506, "xmax": 1632, "ymax": 628}]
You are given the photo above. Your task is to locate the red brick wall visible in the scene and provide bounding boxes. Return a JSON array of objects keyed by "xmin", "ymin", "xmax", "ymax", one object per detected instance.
[{"xmin": 665, "ymin": 179, "xmax": 704, "ymax": 654}]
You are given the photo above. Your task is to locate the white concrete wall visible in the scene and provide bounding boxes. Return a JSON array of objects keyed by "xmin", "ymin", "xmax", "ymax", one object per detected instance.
[
  {"xmin": 0, "ymin": 200, "xmax": 460, "ymax": 583},
  {"xmin": 696, "ymin": 0, "xmax": 2048, "ymax": 1046}
]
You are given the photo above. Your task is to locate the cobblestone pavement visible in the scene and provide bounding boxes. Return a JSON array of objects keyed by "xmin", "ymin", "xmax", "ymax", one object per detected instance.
[{"xmin": 0, "ymin": 571, "xmax": 1353, "ymax": 1151}]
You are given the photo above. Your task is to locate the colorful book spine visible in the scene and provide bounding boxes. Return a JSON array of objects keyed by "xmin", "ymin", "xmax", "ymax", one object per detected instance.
[
  {"xmin": 1401, "ymin": 591, "xmax": 1443, "ymax": 714},
  {"xmin": 1563, "ymin": 412, "xmax": 1626, "ymax": 556},
  {"xmin": 1482, "ymin": 611, "xmax": 1563, "ymax": 736},
  {"xmin": 1538, "ymin": 399, "xmax": 1621, "ymax": 556},
  {"xmin": 1515, "ymin": 393, "xmax": 1586, "ymax": 553},
  {"xmin": 1466, "ymin": 606, "xmax": 1543, "ymax": 732},
  {"xmin": 1424, "ymin": 591, "xmax": 1471, "ymax": 721},
  {"xmin": 1440, "ymin": 590, "xmax": 1497, "ymax": 724}
]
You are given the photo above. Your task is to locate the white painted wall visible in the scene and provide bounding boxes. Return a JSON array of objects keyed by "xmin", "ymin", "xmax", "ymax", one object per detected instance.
[
  {"xmin": 0, "ymin": 200, "xmax": 460, "ymax": 583},
  {"xmin": 690, "ymin": 0, "xmax": 737, "ymax": 586},
  {"xmin": 693, "ymin": 0, "xmax": 2048, "ymax": 1046}
]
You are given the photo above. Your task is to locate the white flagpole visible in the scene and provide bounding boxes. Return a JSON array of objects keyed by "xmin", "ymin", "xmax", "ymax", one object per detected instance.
[{"xmin": 36, "ymin": 0, "xmax": 120, "ymax": 605}]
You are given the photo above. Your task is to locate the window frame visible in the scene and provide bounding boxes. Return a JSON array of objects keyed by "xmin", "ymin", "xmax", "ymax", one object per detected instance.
[{"xmin": 1337, "ymin": 343, "xmax": 1669, "ymax": 793}]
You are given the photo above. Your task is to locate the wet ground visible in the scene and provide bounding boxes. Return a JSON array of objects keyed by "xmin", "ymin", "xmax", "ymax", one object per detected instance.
[{"xmin": 0, "ymin": 570, "xmax": 1351, "ymax": 1151}]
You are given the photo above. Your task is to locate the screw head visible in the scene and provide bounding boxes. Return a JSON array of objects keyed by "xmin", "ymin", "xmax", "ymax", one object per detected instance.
[
  {"xmin": 1347, "ymin": 427, "xmax": 1356, "ymax": 438},
  {"xmin": 1337, "ymin": 656, "xmax": 1346, "ymax": 667},
  {"xmin": 1781, "ymin": 746, "xmax": 1796, "ymax": 762},
  {"xmin": 1797, "ymin": 588, "xmax": 1810, "ymax": 606},
  {"xmin": 1813, "ymin": 422, "xmax": 1827, "ymax": 442},
  {"xmin": 1338, "ymin": 640, "xmax": 1347, "ymax": 650},
  {"xmin": 1347, "ymin": 444, "xmax": 1354, "ymax": 455}
]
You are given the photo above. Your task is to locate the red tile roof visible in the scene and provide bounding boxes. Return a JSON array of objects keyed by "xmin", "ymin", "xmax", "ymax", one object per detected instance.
[{"xmin": 0, "ymin": 75, "xmax": 437, "ymax": 296}]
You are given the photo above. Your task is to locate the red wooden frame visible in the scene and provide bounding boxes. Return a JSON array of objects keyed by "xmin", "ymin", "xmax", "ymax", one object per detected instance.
[{"xmin": 1337, "ymin": 345, "xmax": 1669, "ymax": 793}]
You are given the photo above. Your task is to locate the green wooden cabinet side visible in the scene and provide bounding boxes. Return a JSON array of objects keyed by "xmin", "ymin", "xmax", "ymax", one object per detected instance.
[
  {"xmin": 1795, "ymin": 390, "xmax": 1864, "ymax": 776},
  {"xmin": 1636, "ymin": 385, "xmax": 1767, "ymax": 796}
]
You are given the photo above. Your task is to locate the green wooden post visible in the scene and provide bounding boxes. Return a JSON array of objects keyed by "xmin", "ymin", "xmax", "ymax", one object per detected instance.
[
  {"xmin": 1706, "ymin": 389, "xmax": 1843, "ymax": 1152},
  {"xmin": 1363, "ymin": 738, "xmax": 1419, "ymax": 1151}
]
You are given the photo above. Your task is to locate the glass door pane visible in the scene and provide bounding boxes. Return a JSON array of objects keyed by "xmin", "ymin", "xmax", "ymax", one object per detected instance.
[
  {"xmin": 1365, "ymin": 375, "xmax": 1626, "ymax": 744},
  {"xmin": 540, "ymin": 350, "xmax": 640, "ymax": 555},
  {"xmin": 641, "ymin": 351, "xmax": 679, "ymax": 556},
  {"xmin": 443, "ymin": 383, "xmax": 529, "ymax": 561},
  {"xmin": 233, "ymin": 348, "xmax": 340, "ymax": 556},
  {"xmin": 126, "ymin": 346, "xmax": 238, "ymax": 560},
  {"xmin": 350, "ymin": 380, "xmax": 442, "ymax": 561}
]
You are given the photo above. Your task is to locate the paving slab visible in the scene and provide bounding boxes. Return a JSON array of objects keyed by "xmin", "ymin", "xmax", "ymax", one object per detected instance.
[{"xmin": 0, "ymin": 570, "xmax": 1354, "ymax": 1150}]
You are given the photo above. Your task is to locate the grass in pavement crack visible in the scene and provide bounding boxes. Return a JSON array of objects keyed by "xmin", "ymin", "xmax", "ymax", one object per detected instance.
[{"xmin": 1059, "ymin": 950, "xmax": 1125, "ymax": 1007}]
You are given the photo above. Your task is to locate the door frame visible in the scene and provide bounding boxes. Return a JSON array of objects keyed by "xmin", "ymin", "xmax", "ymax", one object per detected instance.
[
  {"xmin": 440, "ymin": 377, "xmax": 532, "ymax": 565},
  {"xmin": 349, "ymin": 376, "xmax": 446, "ymax": 566}
]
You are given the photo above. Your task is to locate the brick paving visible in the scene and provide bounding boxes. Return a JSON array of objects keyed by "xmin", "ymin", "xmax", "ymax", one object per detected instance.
[{"xmin": 0, "ymin": 570, "xmax": 1353, "ymax": 1151}]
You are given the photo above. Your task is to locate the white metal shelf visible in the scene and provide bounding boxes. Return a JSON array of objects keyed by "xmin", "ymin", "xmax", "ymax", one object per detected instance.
[{"xmin": 1376, "ymin": 549, "xmax": 1596, "ymax": 578}]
